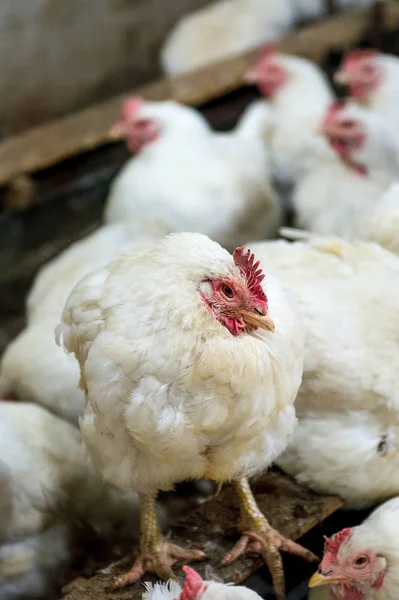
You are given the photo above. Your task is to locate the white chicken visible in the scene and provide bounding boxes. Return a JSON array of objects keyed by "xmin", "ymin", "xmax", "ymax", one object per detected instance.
[
  {"xmin": 0, "ymin": 400, "xmax": 141, "ymax": 600},
  {"xmin": 57, "ymin": 232, "xmax": 315, "ymax": 600},
  {"xmin": 104, "ymin": 97, "xmax": 282, "ymax": 250},
  {"xmin": 361, "ymin": 182, "xmax": 399, "ymax": 256},
  {"xmin": 335, "ymin": 49, "xmax": 399, "ymax": 133},
  {"xmin": 160, "ymin": 0, "xmax": 377, "ymax": 76},
  {"xmin": 27, "ymin": 218, "xmax": 175, "ymax": 323},
  {"xmin": 245, "ymin": 234, "xmax": 399, "ymax": 509},
  {"xmin": 294, "ymin": 0, "xmax": 377, "ymax": 22},
  {"xmin": 142, "ymin": 566, "xmax": 262, "ymax": 600},
  {"xmin": 246, "ymin": 46, "xmax": 334, "ymax": 188},
  {"xmin": 0, "ymin": 219, "xmax": 173, "ymax": 423},
  {"xmin": 293, "ymin": 99, "xmax": 399, "ymax": 238},
  {"xmin": 160, "ymin": 0, "xmax": 295, "ymax": 76},
  {"xmin": 308, "ymin": 497, "xmax": 399, "ymax": 600}
]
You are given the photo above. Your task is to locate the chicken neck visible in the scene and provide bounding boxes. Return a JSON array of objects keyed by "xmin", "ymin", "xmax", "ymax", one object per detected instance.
[
  {"xmin": 220, "ymin": 477, "xmax": 317, "ymax": 600},
  {"xmin": 114, "ymin": 492, "xmax": 205, "ymax": 589}
]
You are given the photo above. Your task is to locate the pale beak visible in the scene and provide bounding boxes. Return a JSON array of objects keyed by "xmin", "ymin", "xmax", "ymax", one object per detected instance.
[
  {"xmin": 240, "ymin": 310, "xmax": 275, "ymax": 332},
  {"xmin": 334, "ymin": 70, "xmax": 349, "ymax": 85},
  {"xmin": 109, "ymin": 122, "xmax": 125, "ymax": 140},
  {"xmin": 243, "ymin": 68, "xmax": 259, "ymax": 84},
  {"xmin": 308, "ymin": 571, "xmax": 342, "ymax": 589}
]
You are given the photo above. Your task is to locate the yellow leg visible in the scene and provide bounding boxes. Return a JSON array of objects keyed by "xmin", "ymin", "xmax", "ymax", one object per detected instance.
[
  {"xmin": 114, "ymin": 493, "xmax": 206, "ymax": 589},
  {"xmin": 219, "ymin": 478, "xmax": 318, "ymax": 600}
]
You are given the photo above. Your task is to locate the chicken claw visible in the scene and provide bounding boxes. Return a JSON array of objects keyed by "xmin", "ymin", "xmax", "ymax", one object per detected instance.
[
  {"xmin": 114, "ymin": 493, "xmax": 206, "ymax": 589},
  {"xmin": 114, "ymin": 540, "xmax": 206, "ymax": 589},
  {"xmin": 219, "ymin": 478, "xmax": 318, "ymax": 600}
]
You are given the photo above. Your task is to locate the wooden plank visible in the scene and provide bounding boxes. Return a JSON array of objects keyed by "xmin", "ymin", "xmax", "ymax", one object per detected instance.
[
  {"xmin": 60, "ymin": 471, "xmax": 343, "ymax": 600},
  {"xmin": 0, "ymin": 2, "xmax": 398, "ymax": 187}
]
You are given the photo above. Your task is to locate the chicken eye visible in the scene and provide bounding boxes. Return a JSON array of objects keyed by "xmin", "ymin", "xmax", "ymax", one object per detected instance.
[
  {"xmin": 222, "ymin": 285, "xmax": 234, "ymax": 298},
  {"xmin": 353, "ymin": 555, "xmax": 369, "ymax": 568},
  {"xmin": 362, "ymin": 65, "xmax": 373, "ymax": 74},
  {"xmin": 341, "ymin": 119, "xmax": 355, "ymax": 129}
]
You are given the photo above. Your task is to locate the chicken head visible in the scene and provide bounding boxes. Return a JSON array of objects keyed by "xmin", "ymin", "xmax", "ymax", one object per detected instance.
[
  {"xmin": 198, "ymin": 247, "xmax": 275, "ymax": 335},
  {"xmin": 320, "ymin": 100, "xmax": 367, "ymax": 174},
  {"xmin": 309, "ymin": 528, "xmax": 388, "ymax": 599},
  {"xmin": 245, "ymin": 45, "xmax": 287, "ymax": 97},
  {"xmin": 334, "ymin": 49, "xmax": 382, "ymax": 102},
  {"xmin": 110, "ymin": 96, "xmax": 160, "ymax": 153}
]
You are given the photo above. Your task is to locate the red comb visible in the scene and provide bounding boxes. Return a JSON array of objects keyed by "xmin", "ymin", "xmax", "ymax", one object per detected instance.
[
  {"xmin": 233, "ymin": 247, "xmax": 266, "ymax": 300},
  {"xmin": 121, "ymin": 96, "xmax": 144, "ymax": 119},
  {"xmin": 253, "ymin": 44, "xmax": 276, "ymax": 68},
  {"xmin": 180, "ymin": 567, "xmax": 206, "ymax": 600},
  {"xmin": 259, "ymin": 43, "xmax": 275, "ymax": 58},
  {"xmin": 342, "ymin": 48, "xmax": 379, "ymax": 67},
  {"xmin": 0, "ymin": 394, "xmax": 14, "ymax": 401},
  {"xmin": 324, "ymin": 528, "xmax": 351, "ymax": 556}
]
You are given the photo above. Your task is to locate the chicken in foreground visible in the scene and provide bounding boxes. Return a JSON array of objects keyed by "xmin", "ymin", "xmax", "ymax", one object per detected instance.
[
  {"xmin": 143, "ymin": 566, "xmax": 262, "ymax": 600},
  {"xmin": 57, "ymin": 232, "xmax": 314, "ymax": 599},
  {"xmin": 335, "ymin": 49, "xmax": 399, "ymax": 132},
  {"xmin": 105, "ymin": 98, "xmax": 282, "ymax": 250},
  {"xmin": 245, "ymin": 234, "xmax": 399, "ymax": 509},
  {"xmin": 308, "ymin": 497, "xmax": 399, "ymax": 599},
  {"xmin": 293, "ymin": 100, "xmax": 399, "ymax": 240},
  {"xmin": 0, "ymin": 219, "xmax": 173, "ymax": 423},
  {"xmin": 246, "ymin": 46, "xmax": 334, "ymax": 190}
]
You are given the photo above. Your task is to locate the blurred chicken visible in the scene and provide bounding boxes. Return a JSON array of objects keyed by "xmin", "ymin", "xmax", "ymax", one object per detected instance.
[
  {"xmin": 143, "ymin": 566, "xmax": 262, "ymax": 600},
  {"xmin": 246, "ymin": 46, "xmax": 334, "ymax": 191},
  {"xmin": 0, "ymin": 219, "xmax": 173, "ymax": 423},
  {"xmin": 361, "ymin": 182, "xmax": 399, "ymax": 256},
  {"xmin": 57, "ymin": 232, "xmax": 314, "ymax": 600},
  {"xmin": 105, "ymin": 98, "xmax": 282, "ymax": 250},
  {"xmin": 245, "ymin": 234, "xmax": 399, "ymax": 509},
  {"xmin": 335, "ymin": 49, "xmax": 399, "ymax": 132},
  {"xmin": 27, "ymin": 218, "xmax": 175, "ymax": 323},
  {"xmin": 160, "ymin": 0, "xmax": 376, "ymax": 77},
  {"xmin": 308, "ymin": 497, "xmax": 399, "ymax": 599},
  {"xmin": 294, "ymin": 0, "xmax": 377, "ymax": 21},
  {"xmin": 160, "ymin": 0, "xmax": 295, "ymax": 75},
  {"xmin": 0, "ymin": 401, "xmax": 142, "ymax": 600},
  {"xmin": 0, "ymin": 525, "xmax": 71, "ymax": 600},
  {"xmin": 293, "ymin": 100, "xmax": 399, "ymax": 238}
]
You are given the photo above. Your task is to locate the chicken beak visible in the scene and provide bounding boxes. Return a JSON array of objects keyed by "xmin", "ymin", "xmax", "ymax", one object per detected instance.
[
  {"xmin": 243, "ymin": 68, "xmax": 259, "ymax": 84},
  {"xmin": 308, "ymin": 571, "xmax": 341, "ymax": 589},
  {"xmin": 240, "ymin": 310, "xmax": 275, "ymax": 332},
  {"xmin": 334, "ymin": 70, "xmax": 349, "ymax": 85},
  {"xmin": 109, "ymin": 122, "xmax": 125, "ymax": 140}
]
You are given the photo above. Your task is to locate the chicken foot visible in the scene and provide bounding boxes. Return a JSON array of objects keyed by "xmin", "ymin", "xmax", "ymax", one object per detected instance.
[
  {"xmin": 114, "ymin": 492, "xmax": 206, "ymax": 589},
  {"xmin": 219, "ymin": 477, "xmax": 318, "ymax": 600}
]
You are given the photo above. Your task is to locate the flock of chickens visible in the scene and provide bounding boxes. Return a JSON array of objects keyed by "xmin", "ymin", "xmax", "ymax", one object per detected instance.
[{"xmin": 2, "ymin": 32, "xmax": 399, "ymax": 600}]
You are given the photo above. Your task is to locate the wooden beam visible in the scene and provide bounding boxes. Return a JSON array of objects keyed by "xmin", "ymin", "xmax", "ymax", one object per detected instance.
[
  {"xmin": 60, "ymin": 471, "xmax": 342, "ymax": 600},
  {"xmin": 0, "ymin": 2, "xmax": 398, "ymax": 188}
]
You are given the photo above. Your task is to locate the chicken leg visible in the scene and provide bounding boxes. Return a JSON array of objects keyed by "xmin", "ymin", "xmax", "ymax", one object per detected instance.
[
  {"xmin": 114, "ymin": 493, "xmax": 206, "ymax": 589},
  {"xmin": 219, "ymin": 478, "xmax": 318, "ymax": 600}
]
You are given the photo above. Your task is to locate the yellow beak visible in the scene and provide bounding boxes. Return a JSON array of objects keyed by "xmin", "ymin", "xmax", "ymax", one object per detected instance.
[
  {"xmin": 309, "ymin": 571, "xmax": 342, "ymax": 589},
  {"xmin": 240, "ymin": 310, "xmax": 275, "ymax": 332}
]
